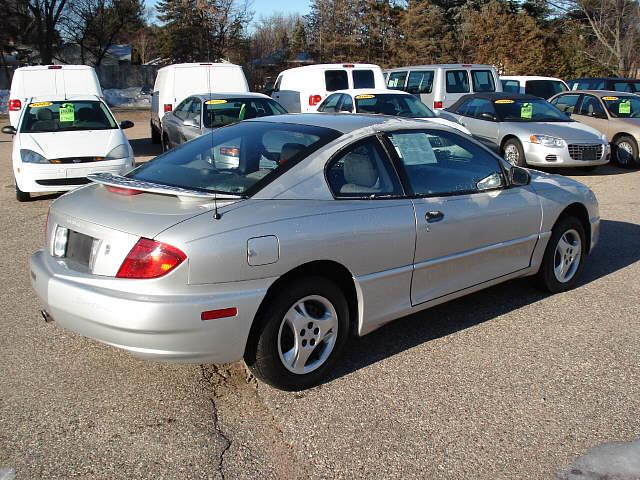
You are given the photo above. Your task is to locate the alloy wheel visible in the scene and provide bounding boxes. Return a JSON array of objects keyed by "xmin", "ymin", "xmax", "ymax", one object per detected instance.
[
  {"xmin": 617, "ymin": 141, "xmax": 634, "ymax": 165},
  {"xmin": 553, "ymin": 228, "xmax": 582, "ymax": 283},
  {"xmin": 504, "ymin": 144, "xmax": 520, "ymax": 165},
  {"xmin": 277, "ymin": 295, "xmax": 339, "ymax": 375}
]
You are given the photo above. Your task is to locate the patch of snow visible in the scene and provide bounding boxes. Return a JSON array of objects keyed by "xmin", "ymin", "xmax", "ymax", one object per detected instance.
[
  {"xmin": 103, "ymin": 87, "xmax": 151, "ymax": 108},
  {"xmin": 0, "ymin": 90, "xmax": 8, "ymax": 115}
]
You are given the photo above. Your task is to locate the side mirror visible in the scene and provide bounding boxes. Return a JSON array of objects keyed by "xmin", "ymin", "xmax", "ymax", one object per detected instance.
[
  {"xmin": 183, "ymin": 118, "xmax": 200, "ymax": 128},
  {"xmin": 119, "ymin": 120, "xmax": 134, "ymax": 130},
  {"xmin": 510, "ymin": 166, "xmax": 530, "ymax": 186},
  {"xmin": 480, "ymin": 112, "xmax": 497, "ymax": 121},
  {"xmin": 592, "ymin": 112, "xmax": 607, "ymax": 119},
  {"xmin": 2, "ymin": 126, "xmax": 17, "ymax": 135}
]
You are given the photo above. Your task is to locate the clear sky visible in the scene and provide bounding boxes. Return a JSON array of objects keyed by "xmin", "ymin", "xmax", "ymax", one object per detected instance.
[{"xmin": 250, "ymin": 0, "xmax": 311, "ymax": 18}]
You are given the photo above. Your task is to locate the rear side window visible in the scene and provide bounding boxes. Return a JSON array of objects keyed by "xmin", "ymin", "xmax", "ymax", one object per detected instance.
[
  {"xmin": 550, "ymin": 94, "xmax": 581, "ymax": 114},
  {"xmin": 525, "ymin": 80, "xmax": 567, "ymax": 99},
  {"xmin": 446, "ymin": 70, "xmax": 470, "ymax": 93},
  {"xmin": 578, "ymin": 95, "xmax": 606, "ymax": 117},
  {"xmin": 407, "ymin": 71, "xmax": 434, "ymax": 94},
  {"xmin": 633, "ymin": 83, "xmax": 640, "ymax": 92},
  {"xmin": 613, "ymin": 82, "xmax": 633, "ymax": 93},
  {"xmin": 317, "ymin": 94, "xmax": 342, "ymax": 112},
  {"xmin": 471, "ymin": 70, "xmax": 495, "ymax": 92},
  {"xmin": 387, "ymin": 71, "xmax": 407, "ymax": 90},
  {"xmin": 502, "ymin": 80, "xmax": 520, "ymax": 93},
  {"xmin": 325, "ymin": 70, "xmax": 349, "ymax": 91},
  {"xmin": 353, "ymin": 70, "xmax": 375, "ymax": 88}
]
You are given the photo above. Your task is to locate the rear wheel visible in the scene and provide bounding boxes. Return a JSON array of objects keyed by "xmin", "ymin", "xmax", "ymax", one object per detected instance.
[
  {"xmin": 161, "ymin": 133, "xmax": 170, "ymax": 152},
  {"xmin": 15, "ymin": 184, "xmax": 30, "ymax": 202},
  {"xmin": 613, "ymin": 135, "xmax": 638, "ymax": 168},
  {"xmin": 151, "ymin": 122, "xmax": 160, "ymax": 144},
  {"xmin": 245, "ymin": 276, "xmax": 350, "ymax": 391},
  {"xmin": 503, "ymin": 138, "xmax": 526, "ymax": 167},
  {"xmin": 536, "ymin": 216, "xmax": 586, "ymax": 293}
]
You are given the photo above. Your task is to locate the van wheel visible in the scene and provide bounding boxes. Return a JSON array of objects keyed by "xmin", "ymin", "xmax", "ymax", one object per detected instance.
[
  {"xmin": 245, "ymin": 276, "xmax": 350, "ymax": 391},
  {"xmin": 503, "ymin": 138, "xmax": 526, "ymax": 167},
  {"xmin": 151, "ymin": 122, "xmax": 161, "ymax": 144},
  {"xmin": 16, "ymin": 184, "xmax": 30, "ymax": 202},
  {"xmin": 162, "ymin": 134, "xmax": 170, "ymax": 152},
  {"xmin": 613, "ymin": 135, "xmax": 638, "ymax": 168}
]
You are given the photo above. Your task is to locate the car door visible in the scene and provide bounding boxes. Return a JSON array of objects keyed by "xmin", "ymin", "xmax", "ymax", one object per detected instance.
[
  {"xmin": 573, "ymin": 94, "xmax": 609, "ymax": 136},
  {"xmin": 549, "ymin": 93, "xmax": 582, "ymax": 116},
  {"xmin": 180, "ymin": 98, "xmax": 202, "ymax": 144},
  {"xmin": 467, "ymin": 98, "xmax": 500, "ymax": 149},
  {"xmin": 167, "ymin": 97, "xmax": 192, "ymax": 147},
  {"xmin": 384, "ymin": 129, "xmax": 542, "ymax": 305}
]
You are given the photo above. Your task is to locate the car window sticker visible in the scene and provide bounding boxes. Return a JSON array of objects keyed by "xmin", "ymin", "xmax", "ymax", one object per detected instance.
[
  {"xmin": 59, "ymin": 103, "xmax": 75, "ymax": 122},
  {"xmin": 205, "ymin": 99, "xmax": 227, "ymax": 105},
  {"xmin": 494, "ymin": 99, "xmax": 514, "ymax": 104},
  {"xmin": 355, "ymin": 94, "xmax": 375, "ymax": 99},
  {"xmin": 619, "ymin": 99, "xmax": 631, "ymax": 114},
  {"xmin": 29, "ymin": 101, "xmax": 53, "ymax": 108},
  {"xmin": 521, "ymin": 102, "xmax": 533, "ymax": 119},
  {"xmin": 239, "ymin": 103, "xmax": 246, "ymax": 120}
]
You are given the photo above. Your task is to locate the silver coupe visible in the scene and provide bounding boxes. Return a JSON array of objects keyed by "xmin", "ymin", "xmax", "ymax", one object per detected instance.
[
  {"xmin": 440, "ymin": 93, "xmax": 610, "ymax": 170},
  {"xmin": 30, "ymin": 114, "xmax": 600, "ymax": 390}
]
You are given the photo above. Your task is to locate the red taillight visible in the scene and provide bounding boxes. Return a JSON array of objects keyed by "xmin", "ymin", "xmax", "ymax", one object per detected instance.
[
  {"xmin": 309, "ymin": 95, "xmax": 322, "ymax": 106},
  {"xmin": 433, "ymin": 101, "xmax": 443, "ymax": 109},
  {"xmin": 48, "ymin": 65, "xmax": 62, "ymax": 69},
  {"xmin": 106, "ymin": 185, "xmax": 143, "ymax": 196},
  {"xmin": 116, "ymin": 238, "xmax": 186, "ymax": 279},
  {"xmin": 9, "ymin": 99, "xmax": 21, "ymax": 111},
  {"xmin": 164, "ymin": 104, "xmax": 173, "ymax": 113},
  {"xmin": 342, "ymin": 64, "xmax": 354, "ymax": 68}
]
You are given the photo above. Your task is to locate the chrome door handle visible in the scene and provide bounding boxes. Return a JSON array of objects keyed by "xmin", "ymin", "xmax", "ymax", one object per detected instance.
[{"xmin": 425, "ymin": 211, "xmax": 444, "ymax": 223}]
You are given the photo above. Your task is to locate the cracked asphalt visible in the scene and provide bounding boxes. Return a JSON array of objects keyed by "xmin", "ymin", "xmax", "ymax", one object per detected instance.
[{"xmin": 1, "ymin": 110, "xmax": 639, "ymax": 479}]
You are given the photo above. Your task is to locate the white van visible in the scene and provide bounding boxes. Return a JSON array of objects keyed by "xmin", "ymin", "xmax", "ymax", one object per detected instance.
[
  {"xmin": 8, "ymin": 65, "xmax": 102, "ymax": 127},
  {"xmin": 384, "ymin": 64, "xmax": 502, "ymax": 111},
  {"xmin": 150, "ymin": 63, "xmax": 249, "ymax": 143},
  {"xmin": 271, "ymin": 64, "xmax": 386, "ymax": 113},
  {"xmin": 500, "ymin": 75, "xmax": 569, "ymax": 99}
]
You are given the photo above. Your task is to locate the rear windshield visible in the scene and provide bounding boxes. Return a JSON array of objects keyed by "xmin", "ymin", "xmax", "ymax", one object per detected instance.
[
  {"xmin": 354, "ymin": 94, "xmax": 435, "ymax": 118},
  {"xmin": 128, "ymin": 121, "xmax": 341, "ymax": 196},
  {"xmin": 525, "ymin": 80, "xmax": 567, "ymax": 99},
  {"xmin": 493, "ymin": 98, "xmax": 571, "ymax": 122},
  {"xmin": 20, "ymin": 100, "xmax": 117, "ymax": 133},
  {"xmin": 502, "ymin": 80, "xmax": 520, "ymax": 93},
  {"xmin": 325, "ymin": 70, "xmax": 349, "ymax": 91},
  {"xmin": 204, "ymin": 98, "xmax": 287, "ymax": 128},
  {"xmin": 353, "ymin": 70, "xmax": 375, "ymax": 88},
  {"xmin": 601, "ymin": 95, "xmax": 640, "ymax": 118}
]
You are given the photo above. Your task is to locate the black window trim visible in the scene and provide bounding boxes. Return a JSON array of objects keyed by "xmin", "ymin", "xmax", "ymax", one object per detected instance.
[
  {"xmin": 445, "ymin": 69, "xmax": 470, "ymax": 94},
  {"xmin": 323, "ymin": 134, "xmax": 408, "ymax": 200},
  {"xmin": 378, "ymin": 128, "xmax": 511, "ymax": 199}
]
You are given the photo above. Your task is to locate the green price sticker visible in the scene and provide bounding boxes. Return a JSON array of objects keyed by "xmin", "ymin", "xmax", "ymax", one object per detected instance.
[
  {"xmin": 521, "ymin": 102, "xmax": 532, "ymax": 119},
  {"xmin": 619, "ymin": 100, "xmax": 631, "ymax": 115},
  {"xmin": 59, "ymin": 103, "xmax": 75, "ymax": 122}
]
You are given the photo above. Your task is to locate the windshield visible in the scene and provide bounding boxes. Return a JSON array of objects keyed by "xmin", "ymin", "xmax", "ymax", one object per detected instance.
[
  {"xmin": 354, "ymin": 94, "xmax": 436, "ymax": 118},
  {"xmin": 20, "ymin": 100, "xmax": 117, "ymax": 133},
  {"xmin": 203, "ymin": 98, "xmax": 287, "ymax": 128},
  {"xmin": 493, "ymin": 98, "xmax": 570, "ymax": 122},
  {"xmin": 601, "ymin": 95, "xmax": 640, "ymax": 118},
  {"xmin": 128, "ymin": 121, "xmax": 341, "ymax": 196},
  {"xmin": 525, "ymin": 80, "xmax": 567, "ymax": 99}
]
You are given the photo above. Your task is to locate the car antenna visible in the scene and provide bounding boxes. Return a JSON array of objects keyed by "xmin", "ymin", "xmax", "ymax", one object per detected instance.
[{"xmin": 207, "ymin": 64, "xmax": 222, "ymax": 220}]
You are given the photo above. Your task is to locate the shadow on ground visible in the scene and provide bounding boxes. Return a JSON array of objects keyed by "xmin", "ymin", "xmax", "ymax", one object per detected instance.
[
  {"xmin": 543, "ymin": 163, "xmax": 635, "ymax": 177},
  {"xmin": 130, "ymin": 138, "xmax": 161, "ymax": 159},
  {"xmin": 324, "ymin": 219, "xmax": 640, "ymax": 384}
]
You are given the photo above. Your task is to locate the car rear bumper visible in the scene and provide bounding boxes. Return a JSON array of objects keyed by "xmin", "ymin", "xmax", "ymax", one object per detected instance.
[
  {"xmin": 29, "ymin": 249, "xmax": 272, "ymax": 363},
  {"xmin": 16, "ymin": 158, "xmax": 133, "ymax": 193},
  {"xmin": 524, "ymin": 142, "xmax": 610, "ymax": 167}
]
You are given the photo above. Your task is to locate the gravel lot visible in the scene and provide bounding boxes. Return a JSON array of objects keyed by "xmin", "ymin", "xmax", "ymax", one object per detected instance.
[{"xmin": 0, "ymin": 109, "xmax": 638, "ymax": 479}]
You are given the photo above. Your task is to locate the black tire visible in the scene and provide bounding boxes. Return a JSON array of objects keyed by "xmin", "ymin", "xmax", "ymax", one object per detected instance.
[
  {"xmin": 502, "ymin": 138, "xmax": 527, "ymax": 167},
  {"xmin": 161, "ymin": 133, "xmax": 170, "ymax": 152},
  {"xmin": 536, "ymin": 216, "xmax": 586, "ymax": 293},
  {"xmin": 613, "ymin": 135, "xmax": 639, "ymax": 168},
  {"xmin": 15, "ymin": 184, "xmax": 30, "ymax": 202},
  {"xmin": 151, "ymin": 122, "xmax": 161, "ymax": 144},
  {"xmin": 245, "ymin": 276, "xmax": 350, "ymax": 391}
]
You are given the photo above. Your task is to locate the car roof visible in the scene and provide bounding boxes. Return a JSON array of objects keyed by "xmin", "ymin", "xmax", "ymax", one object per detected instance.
[
  {"xmin": 244, "ymin": 113, "xmax": 425, "ymax": 134},
  {"xmin": 279, "ymin": 64, "xmax": 381, "ymax": 75},
  {"xmin": 28, "ymin": 94, "xmax": 102, "ymax": 102},
  {"xmin": 500, "ymin": 75, "xmax": 565, "ymax": 82},
  {"xmin": 568, "ymin": 77, "xmax": 638, "ymax": 82},
  {"xmin": 190, "ymin": 92, "xmax": 270, "ymax": 100},
  {"xmin": 385, "ymin": 64, "xmax": 494, "ymax": 71},
  {"xmin": 332, "ymin": 89, "xmax": 408, "ymax": 96},
  {"xmin": 455, "ymin": 92, "xmax": 540, "ymax": 102},
  {"xmin": 557, "ymin": 90, "xmax": 640, "ymax": 97},
  {"xmin": 15, "ymin": 65, "xmax": 95, "ymax": 72}
]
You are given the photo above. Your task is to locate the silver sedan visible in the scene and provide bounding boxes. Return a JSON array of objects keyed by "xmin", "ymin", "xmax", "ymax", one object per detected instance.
[
  {"xmin": 161, "ymin": 92, "xmax": 287, "ymax": 151},
  {"xmin": 30, "ymin": 114, "xmax": 600, "ymax": 390},
  {"xmin": 440, "ymin": 93, "xmax": 610, "ymax": 170}
]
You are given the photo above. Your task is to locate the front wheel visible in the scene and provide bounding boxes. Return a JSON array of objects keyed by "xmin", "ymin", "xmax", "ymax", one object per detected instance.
[
  {"xmin": 161, "ymin": 133, "xmax": 170, "ymax": 152},
  {"xmin": 16, "ymin": 184, "xmax": 30, "ymax": 202},
  {"xmin": 245, "ymin": 276, "xmax": 350, "ymax": 391},
  {"xmin": 151, "ymin": 122, "xmax": 160, "ymax": 144},
  {"xmin": 503, "ymin": 138, "xmax": 526, "ymax": 167},
  {"xmin": 536, "ymin": 216, "xmax": 586, "ymax": 293},
  {"xmin": 613, "ymin": 135, "xmax": 639, "ymax": 168}
]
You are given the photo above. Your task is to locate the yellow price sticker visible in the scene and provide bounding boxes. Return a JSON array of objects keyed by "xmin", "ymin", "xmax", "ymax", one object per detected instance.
[
  {"xmin": 355, "ymin": 94, "xmax": 375, "ymax": 99},
  {"xmin": 494, "ymin": 99, "xmax": 514, "ymax": 104},
  {"xmin": 205, "ymin": 99, "xmax": 228, "ymax": 105},
  {"xmin": 602, "ymin": 96, "xmax": 619, "ymax": 101},
  {"xmin": 29, "ymin": 102, "xmax": 53, "ymax": 108}
]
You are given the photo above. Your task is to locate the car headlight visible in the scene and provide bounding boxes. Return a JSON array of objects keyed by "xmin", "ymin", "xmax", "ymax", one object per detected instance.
[
  {"xmin": 106, "ymin": 144, "xmax": 130, "ymax": 160},
  {"xmin": 20, "ymin": 149, "xmax": 49, "ymax": 164},
  {"xmin": 529, "ymin": 135, "xmax": 564, "ymax": 148}
]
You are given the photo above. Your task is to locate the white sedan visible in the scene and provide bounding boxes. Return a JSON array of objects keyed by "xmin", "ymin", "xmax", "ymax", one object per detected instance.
[
  {"xmin": 316, "ymin": 89, "xmax": 472, "ymax": 135},
  {"xmin": 2, "ymin": 94, "xmax": 135, "ymax": 202}
]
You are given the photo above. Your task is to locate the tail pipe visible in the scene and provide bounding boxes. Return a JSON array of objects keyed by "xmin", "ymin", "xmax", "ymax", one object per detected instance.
[{"xmin": 41, "ymin": 310, "xmax": 54, "ymax": 323}]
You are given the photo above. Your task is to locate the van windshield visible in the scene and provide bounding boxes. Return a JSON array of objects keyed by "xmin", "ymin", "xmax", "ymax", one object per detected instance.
[
  {"xmin": 128, "ymin": 121, "xmax": 341, "ymax": 196},
  {"xmin": 204, "ymin": 98, "xmax": 287, "ymax": 128},
  {"xmin": 20, "ymin": 100, "xmax": 117, "ymax": 133},
  {"xmin": 354, "ymin": 94, "xmax": 436, "ymax": 118}
]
